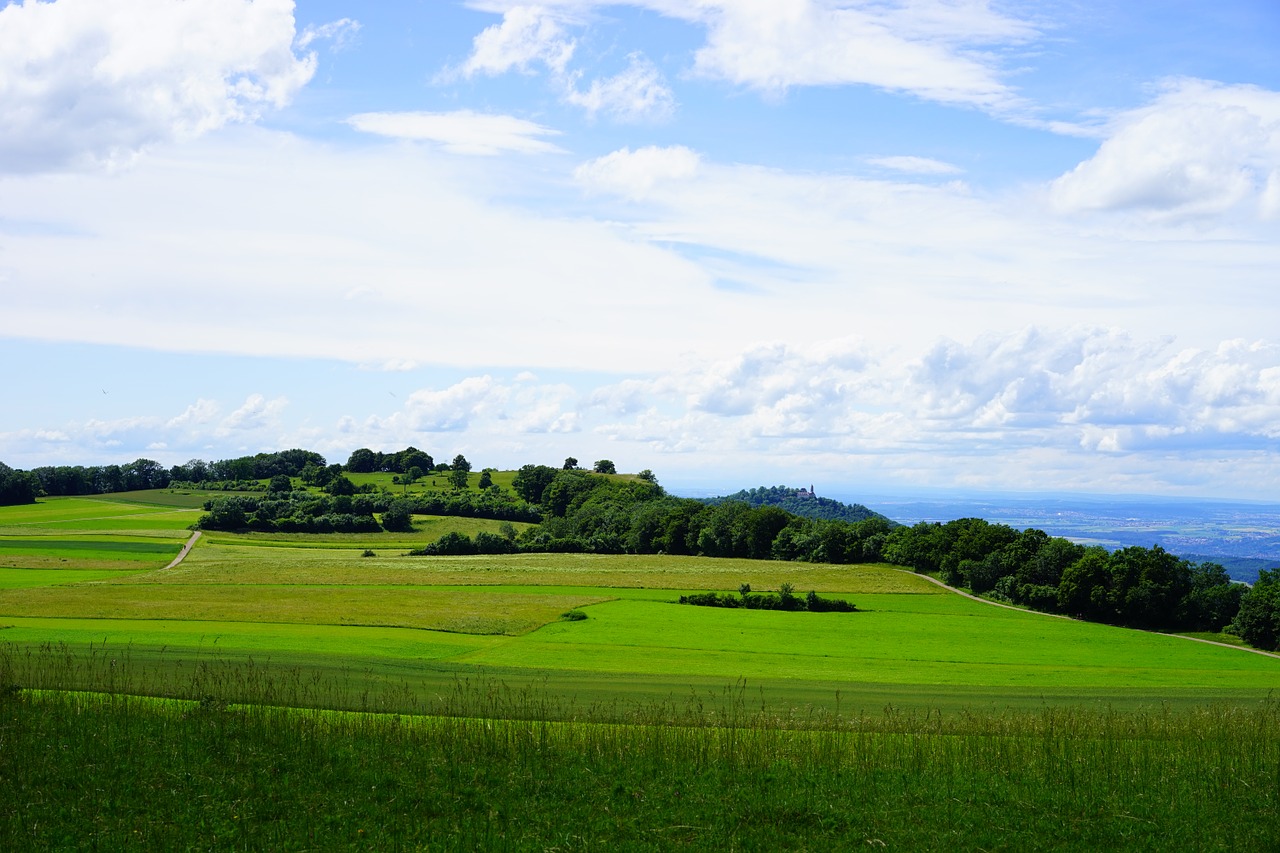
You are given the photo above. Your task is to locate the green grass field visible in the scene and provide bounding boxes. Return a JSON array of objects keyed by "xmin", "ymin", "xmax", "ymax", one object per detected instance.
[
  {"xmin": 0, "ymin": 493, "xmax": 1276, "ymax": 715},
  {"xmin": 4, "ymin": 491, "xmax": 1280, "ymax": 849}
]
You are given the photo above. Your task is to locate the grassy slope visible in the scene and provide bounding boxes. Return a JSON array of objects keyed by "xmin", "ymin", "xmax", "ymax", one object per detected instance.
[{"xmin": 1, "ymin": 494, "xmax": 1277, "ymax": 713}]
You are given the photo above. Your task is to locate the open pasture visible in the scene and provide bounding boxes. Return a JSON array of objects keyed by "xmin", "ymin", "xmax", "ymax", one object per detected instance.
[
  {"xmin": 0, "ymin": 496, "xmax": 203, "ymax": 533},
  {"xmin": 0, "ymin": 498, "xmax": 1277, "ymax": 714},
  {"xmin": 155, "ymin": 540, "xmax": 937, "ymax": 591}
]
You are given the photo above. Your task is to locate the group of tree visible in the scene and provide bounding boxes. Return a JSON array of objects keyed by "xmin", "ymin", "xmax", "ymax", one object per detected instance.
[
  {"xmin": 0, "ymin": 461, "xmax": 40, "ymax": 506},
  {"xmin": 680, "ymin": 583, "xmax": 857, "ymax": 613},
  {"xmin": 880, "ymin": 518, "xmax": 1246, "ymax": 633},
  {"xmin": 345, "ymin": 447, "xmax": 435, "ymax": 475},
  {"xmin": 197, "ymin": 482, "xmax": 538, "ymax": 534}
]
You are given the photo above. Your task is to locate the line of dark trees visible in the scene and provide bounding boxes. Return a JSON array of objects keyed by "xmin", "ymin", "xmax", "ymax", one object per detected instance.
[
  {"xmin": 197, "ymin": 481, "xmax": 539, "ymax": 534},
  {"xmin": 18, "ymin": 446, "xmax": 473, "ymax": 501},
  {"xmin": 27, "ymin": 450, "xmax": 328, "ymax": 497}
]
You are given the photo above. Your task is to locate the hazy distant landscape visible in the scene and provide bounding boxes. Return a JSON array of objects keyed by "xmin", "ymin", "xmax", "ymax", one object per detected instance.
[{"xmin": 856, "ymin": 493, "xmax": 1280, "ymax": 583}]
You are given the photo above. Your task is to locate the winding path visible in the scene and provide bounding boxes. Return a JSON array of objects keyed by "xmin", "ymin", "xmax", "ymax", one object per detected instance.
[
  {"xmin": 163, "ymin": 531, "xmax": 202, "ymax": 570},
  {"xmin": 900, "ymin": 568, "xmax": 1280, "ymax": 660}
]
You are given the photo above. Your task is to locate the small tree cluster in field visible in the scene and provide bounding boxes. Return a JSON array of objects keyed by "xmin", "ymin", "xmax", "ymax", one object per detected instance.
[{"xmin": 679, "ymin": 584, "xmax": 856, "ymax": 613}]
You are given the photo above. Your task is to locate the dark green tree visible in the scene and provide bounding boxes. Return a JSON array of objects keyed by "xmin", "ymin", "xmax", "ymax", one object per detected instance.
[
  {"xmin": 327, "ymin": 475, "xmax": 356, "ymax": 496},
  {"xmin": 593, "ymin": 459, "xmax": 616, "ymax": 474},
  {"xmin": 1230, "ymin": 569, "xmax": 1280, "ymax": 650},
  {"xmin": 380, "ymin": 501, "xmax": 414, "ymax": 533}
]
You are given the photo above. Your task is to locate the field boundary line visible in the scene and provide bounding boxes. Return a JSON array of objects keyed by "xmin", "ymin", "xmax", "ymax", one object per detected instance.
[
  {"xmin": 899, "ymin": 568, "xmax": 1280, "ymax": 660},
  {"xmin": 164, "ymin": 531, "xmax": 202, "ymax": 570}
]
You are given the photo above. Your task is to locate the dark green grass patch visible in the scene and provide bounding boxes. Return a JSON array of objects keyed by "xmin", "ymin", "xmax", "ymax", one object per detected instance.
[
  {"xmin": 2, "ymin": 684, "xmax": 1278, "ymax": 851},
  {"xmin": 0, "ymin": 538, "xmax": 180, "ymax": 555}
]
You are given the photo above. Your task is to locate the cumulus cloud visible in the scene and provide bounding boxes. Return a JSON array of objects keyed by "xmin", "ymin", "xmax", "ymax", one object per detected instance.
[
  {"xmin": 167, "ymin": 399, "xmax": 221, "ymax": 429},
  {"xmin": 574, "ymin": 144, "xmax": 700, "ymax": 197},
  {"xmin": 458, "ymin": 5, "xmax": 576, "ymax": 77},
  {"xmin": 1051, "ymin": 79, "xmax": 1280, "ymax": 220},
  {"xmin": 564, "ymin": 53, "xmax": 675, "ymax": 122},
  {"xmin": 346, "ymin": 110, "xmax": 565, "ymax": 155},
  {"xmin": 219, "ymin": 394, "xmax": 288, "ymax": 434},
  {"xmin": 0, "ymin": 0, "xmax": 316, "ymax": 173}
]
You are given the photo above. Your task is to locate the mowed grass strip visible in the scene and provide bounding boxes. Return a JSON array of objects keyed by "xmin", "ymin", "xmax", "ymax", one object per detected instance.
[
  {"xmin": 0, "ymin": 568, "xmax": 154, "ymax": 589},
  {"xmin": 0, "ymin": 498, "xmax": 203, "ymax": 532},
  {"xmin": 467, "ymin": 596, "xmax": 1280, "ymax": 689},
  {"xmin": 143, "ymin": 543, "xmax": 938, "ymax": 593},
  {"xmin": 0, "ymin": 535, "xmax": 185, "ymax": 570},
  {"xmin": 0, "ymin": 585, "xmax": 611, "ymax": 635}
]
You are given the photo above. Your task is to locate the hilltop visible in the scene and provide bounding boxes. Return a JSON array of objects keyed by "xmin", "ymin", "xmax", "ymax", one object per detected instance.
[{"xmin": 700, "ymin": 485, "xmax": 895, "ymax": 525}]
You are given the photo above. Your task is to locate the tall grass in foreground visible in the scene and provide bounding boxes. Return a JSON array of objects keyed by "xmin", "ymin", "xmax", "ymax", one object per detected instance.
[{"xmin": 2, "ymin": 645, "xmax": 1279, "ymax": 850}]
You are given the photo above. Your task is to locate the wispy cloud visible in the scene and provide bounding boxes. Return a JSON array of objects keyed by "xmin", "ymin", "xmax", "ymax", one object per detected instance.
[{"xmin": 346, "ymin": 110, "xmax": 565, "ymax": 155}]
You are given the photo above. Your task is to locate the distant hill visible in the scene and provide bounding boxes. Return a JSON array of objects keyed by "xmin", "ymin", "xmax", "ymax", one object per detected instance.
[{"xmin": 701, "ymin": 485, "xmax": 895, "ymax": 525}]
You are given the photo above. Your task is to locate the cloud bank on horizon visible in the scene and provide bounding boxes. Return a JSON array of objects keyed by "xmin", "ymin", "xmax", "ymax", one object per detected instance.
[{"xmin": 0, "ymin": 0, "xmax": 1277, "ymax": 499}]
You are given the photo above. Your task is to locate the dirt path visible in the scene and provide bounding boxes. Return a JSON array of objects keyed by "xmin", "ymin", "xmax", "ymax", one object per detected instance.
[
  {"xmin": 163, "ymin": 531, "xmax": 202, "ymax": 570},
  {"xmin": 900, "ymin": 568, "xmax": 1280, "ymax": 660}
]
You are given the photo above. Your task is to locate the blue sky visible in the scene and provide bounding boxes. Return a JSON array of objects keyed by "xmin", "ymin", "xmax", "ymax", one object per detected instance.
[{"xmin": 1, "ymin": 0, "xmax": 1278, "ymax": 498}]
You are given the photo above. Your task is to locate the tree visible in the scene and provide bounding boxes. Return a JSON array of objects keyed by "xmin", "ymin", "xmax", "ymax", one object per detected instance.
[
  {"xmin": 267, "ymin": 474, "xmax": 293, "ymax": 493},
  {"xmin": 593, "ymin": 459, "xmax": 616, "ymax": 475},
  {"xmin": 563, "ymin": 457, "xmax": 578, "ymax": 470},
  {"xmin": 478, "ymin": 470, "xmax": 493, "ymax": 489},
  {"xmin": 380, "ymin": 501, "xmax": 414, "ymax": 533},
  {"xmin": 451, "ymin": 454, "xmax": 472, "ymax": 474},
  {"xmin": 395, "ymin": 447, "xmax": 434, "ymax": 474},
  {"xmin": 327, "ymin": 475, "xmax": 356, "ymax": 496},
  {"xmin": 512, "ymin": 464, "xmax": 558, "ymax": 504},
  {"xmin": 1230, "ymin": 569, "xmax": 1280, "ymax": 651},
  {"xmin": 346, "ymin": 448, "xmax": 379, "ymax": 473},
  {"xmin": 0, "ymin": 462, "xmax": 39, "ymax": 506},
  {"xmin": 637, "ymin": 469, "xmax": 657, "ymax": 483},
  {"xmin": 448, "ymin": 467, "xmax": 469, "ymax": 491}
]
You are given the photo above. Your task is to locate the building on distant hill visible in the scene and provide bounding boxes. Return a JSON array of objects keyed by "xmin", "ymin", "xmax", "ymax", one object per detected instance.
[{"xmin": 796, "ymin": 485, "xmax": 816, "ymax": 499}]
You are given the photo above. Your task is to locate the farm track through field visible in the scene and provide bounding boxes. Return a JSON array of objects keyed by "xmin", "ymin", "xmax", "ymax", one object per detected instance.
[
  {"xmin": 163, "ymin": 531, "xmax": 202, "ymax": 570},
  {"xmin": 905, "ymin": 567, "xmax": 1280, "ymax": 660}
]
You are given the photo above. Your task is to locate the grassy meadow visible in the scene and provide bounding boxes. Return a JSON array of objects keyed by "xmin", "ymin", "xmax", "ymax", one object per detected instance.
[{"xmin": 3, "ymin": 491, "xmax": 1280, "ymax": 848}]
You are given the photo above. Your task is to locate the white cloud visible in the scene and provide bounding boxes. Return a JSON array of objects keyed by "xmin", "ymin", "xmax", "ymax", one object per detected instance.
[
  {"xmin": 0, "ymin": 0, "xmax": 316, "ymax": 173},
  {"xmin": 219, "ymin": 394, "xmax": 288, "ymax": 434},
  {"xmin": 1051, "ymin": 79, "xmax": 1280, "ymax": 220},
  {"xmin": 167, "ymin": 399, "xmax": 220, "ymax": 429},
  {"xmin": 575, "ymin": 145, "xmax": 700, "ymax": 197},
  {"xmin": 459, "ymin": 5, "xmax": 576, "ymax": 77},
  {"xmin": 671, "ymin": 0, "xmax": 1031, "ymax": 111},
  {"xmin": 465, "ymin": 1, "xmax": 1034, "ymax": 110},
  {"xmin": 868, "ymin": 155, "xmax": 963, "ymax": 175},
  {"xmin": 296, "ymin": 17, "xmax": 360, "ymax": 52},
  {"xmin": 564, "ymin": 53, "xmax": 675, "ymax": 123},
  {"xmin": 346, "ymin": 110, "xmax": 565, "ymax": 155}
]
